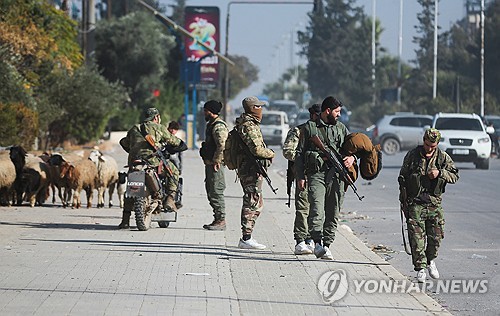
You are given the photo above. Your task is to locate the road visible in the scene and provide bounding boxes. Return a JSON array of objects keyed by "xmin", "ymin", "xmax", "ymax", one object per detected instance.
[{"xmin": 271, "ymin": 146, "xmax": 500, "ymax": 315}]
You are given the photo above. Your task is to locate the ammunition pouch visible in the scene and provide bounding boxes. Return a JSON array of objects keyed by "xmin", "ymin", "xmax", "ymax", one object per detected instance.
[{"xmin": 304, "ymin": 151, "xmax": 324, "ymax": 174}]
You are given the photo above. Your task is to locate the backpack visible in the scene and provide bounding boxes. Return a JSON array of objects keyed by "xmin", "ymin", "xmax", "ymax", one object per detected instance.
[{"xmin": 223, "ymin": 127, "xmax": 242, "ymax": 170}]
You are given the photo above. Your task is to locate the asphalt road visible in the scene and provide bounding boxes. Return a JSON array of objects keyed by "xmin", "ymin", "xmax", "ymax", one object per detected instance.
[{"xmin": 270, "ymin": 146, "xmax": 500, "ymax": 315}]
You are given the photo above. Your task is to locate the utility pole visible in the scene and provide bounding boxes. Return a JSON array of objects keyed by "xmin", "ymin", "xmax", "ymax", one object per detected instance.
[
  {"xmin": 432, "ymin": 0, "xmax": 438, "ymax": 99},
  {"xmin": 371, "ymin": 0, "xmax": 376, "ymax": 107},
  {"xmin": 397, "ymin": 0, "xmax": 403, "ymax": 106},
  {"xmin": 480, "ymin": 0, "xmax": 485, "ymax": 116}
]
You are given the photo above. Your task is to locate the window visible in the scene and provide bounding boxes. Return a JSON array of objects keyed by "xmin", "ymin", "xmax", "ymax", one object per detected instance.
[{"xmin": 435, "ymin": 118, "xmax": 482, "ymax": 131}]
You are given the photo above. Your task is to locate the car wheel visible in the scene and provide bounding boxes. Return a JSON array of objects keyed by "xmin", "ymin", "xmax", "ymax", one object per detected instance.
[
  {"xmin": 382, "ymin": 138, "xmax": 400, "ymax": 155},
  {"xmin": 475, "ymin": 158, "xmax": 489, "ymax": 170}
]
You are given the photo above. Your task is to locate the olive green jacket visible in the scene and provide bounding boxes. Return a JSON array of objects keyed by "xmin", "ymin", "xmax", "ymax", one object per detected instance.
[{"xmin": 120, "ymin": 121, "xmax": 182, "ymax": 167}]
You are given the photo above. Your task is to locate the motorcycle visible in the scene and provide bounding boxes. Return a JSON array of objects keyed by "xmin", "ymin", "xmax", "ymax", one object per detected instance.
[{"xmin": 125, "ymin": 138, "xmax": 182, "ymax": 231}]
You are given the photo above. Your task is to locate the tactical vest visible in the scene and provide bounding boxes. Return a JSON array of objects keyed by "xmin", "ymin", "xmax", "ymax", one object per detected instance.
[
  {"xmin": 200, "ymin": 120, "xmax": 225, "ymax": 161},
  {"xmin": 303, "ymin": 119, "xmax": 346, "ymax": 174},
  {"xmin": 406, "ymin": 147, "xmax": 448, "ymax": 200}
]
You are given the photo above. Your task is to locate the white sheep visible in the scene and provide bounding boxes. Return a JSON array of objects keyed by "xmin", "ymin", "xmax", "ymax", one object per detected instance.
[
  {"xmin": 0, "ymin": 151, "xmax": 16, "ymax": 206},
  {"xmin": 88, "ymin": 150, "xmax": 119, "ymax": 208}
]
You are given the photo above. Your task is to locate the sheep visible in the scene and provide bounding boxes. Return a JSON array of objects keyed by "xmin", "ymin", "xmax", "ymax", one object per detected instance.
[
  {"xmin": 0, "ymin": 151, "xmax": 16, "ymax": 206},
  {"xmin": 59, "ymin": 158, "xmax": 98, "ymax": 209},
  {"xmin": 116, "ymin": 171, "xmax": 127, "ymax": 208},
  {"xmin": 88, "ymin": 150, "xmax": 119, "ymax": 208},
  {"xmin": 9, "ymin": 146, "xmax": 50, "ymax": 207},
  {"xmin": 23, "ymin": 154, "xmax": 50, "ymax": 207},
  {"xmin": 46, "ymin": 153, "xmax": 77, "ymax": 207}
]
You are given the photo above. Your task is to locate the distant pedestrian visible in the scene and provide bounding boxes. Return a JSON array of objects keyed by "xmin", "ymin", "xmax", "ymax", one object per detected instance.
[
  {"xmin": 168, "ymin": 121, "xmax": 183, "ymax": 173},
  {"xmin": 199, "ymin": 100, "xmax": 229, "ymax": 231},
  {"xmin": 398, "ymin": 128, "xmax": 459, "ymax": 283},
  {"xmin": 235, "ymin": 96, "xmax": 275, "ymax": 249},
  {"xmin": 282, "ymin": 104, "xmax": 321, "ymax": 255},
  {"xmin": 295, "ymin": 96, "xmax": 354, "ymax": 260}
]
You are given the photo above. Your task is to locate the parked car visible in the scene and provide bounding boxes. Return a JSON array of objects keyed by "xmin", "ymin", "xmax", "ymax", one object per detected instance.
[
  {"xmin": 260, "ymin": 110, "xmax": 289, "ymax": 146},
  {"xmin": 432, "ymin": 113, "xmax": 493, "ymax": 169},
  {"xmin": 269, "ymin": 100, "xmax": 299, "ymax": 126},
  {"xmin": 372, "ymin": 113, "xmax": 433, "ymax": 155}
]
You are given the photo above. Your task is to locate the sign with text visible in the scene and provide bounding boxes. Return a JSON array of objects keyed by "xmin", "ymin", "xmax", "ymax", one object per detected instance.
[{"xmin": 184, "ymin": 6, "xmax": 220, "ymax": 87}]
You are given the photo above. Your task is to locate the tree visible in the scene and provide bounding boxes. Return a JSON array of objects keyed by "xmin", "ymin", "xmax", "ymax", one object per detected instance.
[
  {"xmin": 263, "ymin": 66, "xmax": 308, "ymax": 107},
  {"xmin": 45, "ymin": 66, "xmax": 128, "ymax": 146},
  {"xmin": 94, "ymin": 11, "xmax": 176, "ymax": 112},
  {"xmin": 298, "ymin": 0, "xmax": 374, "ymax": 108}
]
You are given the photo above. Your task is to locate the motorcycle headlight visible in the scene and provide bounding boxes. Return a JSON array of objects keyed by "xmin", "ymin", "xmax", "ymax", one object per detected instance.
[{"xmin": 478, "ymin": 137, "xmax": 490, "ymax": 144}]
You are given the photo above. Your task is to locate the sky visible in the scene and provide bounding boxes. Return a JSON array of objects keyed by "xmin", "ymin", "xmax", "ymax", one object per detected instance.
[{"xmin": 159, "ymin": 0, "xmax": 466, "ymax": 105}]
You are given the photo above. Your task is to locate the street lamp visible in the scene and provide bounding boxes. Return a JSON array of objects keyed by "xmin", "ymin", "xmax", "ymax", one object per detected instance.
[{"xmin": 432, "ymin": 0, "xmax": 438, "ymax": 99}]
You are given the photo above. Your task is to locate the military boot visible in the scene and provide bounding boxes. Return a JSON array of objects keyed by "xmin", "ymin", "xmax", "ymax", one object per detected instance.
[
  {"xmin": 165, "ymin": 193, "xmax": 177, "ymax": 212},
  {"xmin": 206, "ymin": 219, "xmax": 226, "ymax": 231},
  {"xmin": 117, "ymin": 211, "xmax": 131, "ymax": 229},
  {"xmin": 203, "ymin": 219, "xmax": 216, "ymax": 230}
]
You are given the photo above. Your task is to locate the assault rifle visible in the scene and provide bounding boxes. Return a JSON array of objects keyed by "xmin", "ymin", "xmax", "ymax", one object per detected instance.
[
  {"xmin": 144, "ymin": 134, "xmax": 174, "ymax": 177},
  {"xmin": 398, "ymin": 175, "xmax": 412, "ymax": 255},
  {"xmin": 310, "ymin": 135, "xmax": 364, "ymax": 201},
  {"xmin": 236, "ymin": 133, "xmax": 278, "ymax": 194},
  {"xmin": 285, "ymin": 160, "xmax": 294, "ymax": 207}
]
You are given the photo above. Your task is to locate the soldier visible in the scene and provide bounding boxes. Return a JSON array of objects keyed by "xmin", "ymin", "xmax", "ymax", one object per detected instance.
[
  {"xmin": 117, "ymin": 107, "xmax": 186, "ymax": 229},
  {"xmin": 399, "ymin": 128, "xmax": 459, "ymax": 282},
  {"xmin": 199, "ymin": 100, "xmax": 229, "ymax": 231},
  {"xmin": 166, "ymin": 121, "xmax": 184, "ymax": 209},
  {"xmin": 235, "ymin": 96, "xmax": 275, "ymax": 249},
  {"xmin": 295, "ymin": 96, "xmax": 354, "ymax": 260},
  {"xmin": 282, "ymin": 104, "xmax": 321, "ymax": 255}
]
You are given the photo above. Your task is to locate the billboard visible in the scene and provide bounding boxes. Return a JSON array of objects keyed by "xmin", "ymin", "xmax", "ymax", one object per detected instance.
[{"xmin": 184, "ymin": 6, "xmax": 220, "ymax": 86}]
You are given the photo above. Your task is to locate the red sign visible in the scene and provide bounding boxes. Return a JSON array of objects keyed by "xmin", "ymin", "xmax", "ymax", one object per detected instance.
[{"xmin": 184, "ymin": 6, "xmax": 220, "ymax": 86}]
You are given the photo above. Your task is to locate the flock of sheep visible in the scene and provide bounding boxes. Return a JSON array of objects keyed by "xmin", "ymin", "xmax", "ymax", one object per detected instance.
[{"xmin": 0, "ymin": 146, "xmax": 127, "ymax": 209}]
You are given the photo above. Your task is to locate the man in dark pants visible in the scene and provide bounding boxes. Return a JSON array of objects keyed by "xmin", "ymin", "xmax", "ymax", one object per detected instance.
[{"xmin": 199, "ymin": 100, "xmax": 229, "ymax": 230}]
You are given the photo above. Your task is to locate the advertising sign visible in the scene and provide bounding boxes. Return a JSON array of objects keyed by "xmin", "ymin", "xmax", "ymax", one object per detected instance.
[{"xmin": 184, "ymin": 6, "xmax": 220, "ymax": 86}]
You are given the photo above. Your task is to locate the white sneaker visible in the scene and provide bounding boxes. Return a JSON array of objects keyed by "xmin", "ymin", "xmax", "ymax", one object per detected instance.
[
  {"xmin": 321, "ymin": 246, "xmax": 333, "ymax": 260},
  {"xmin": 314, "ymin": 243, "xmax": 327, "ymax": 258},
  {"xmin": 238, "ymin": 238, "xmax": 266, "ymax": 250},
  {"xmin": 306, "ymin": 240, "xmax": 315, "ymax": 253},
  {"xmin": 294, "ymin": 241, "xmax": 313, "ymax": 255},
  {"xmin": 417, "ymin": 269, "xmax": 427, "ymax": 283},
  {"xmin": 427, "ymin": 260, "xmax": 440, "ymax": 279}
]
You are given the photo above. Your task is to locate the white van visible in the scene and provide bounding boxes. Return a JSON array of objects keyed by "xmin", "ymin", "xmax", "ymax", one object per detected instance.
[{"xmin": 260, "ymin": 110, "xmax": 289, "ymax": 146}]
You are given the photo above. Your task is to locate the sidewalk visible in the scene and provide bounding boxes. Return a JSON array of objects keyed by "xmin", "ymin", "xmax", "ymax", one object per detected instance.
[{"xmin": 0, "ymin": 141, "xmax": 451, "ymax": 315}]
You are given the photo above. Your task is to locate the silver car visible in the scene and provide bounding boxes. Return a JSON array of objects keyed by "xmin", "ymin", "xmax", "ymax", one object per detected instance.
[{"xmin": 372, "ymin": 113, "xmax": 433, "ymax": 155}]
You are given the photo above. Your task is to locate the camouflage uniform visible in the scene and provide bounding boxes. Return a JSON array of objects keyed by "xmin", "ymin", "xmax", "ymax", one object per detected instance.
[
  {"xmin": 282, "ymin": 124, "xmax": 311, "ymax": 243},
  {"xmin": 399, "ymin": 145, "xmax": 459, "ymax": 271},
  {"xmin": 119, "ymin": 120, "xmax": 183, "ymax": 226},
  {"xmin": 202, "ymin": 116, "xmax": 229, "ymax": 222},
  {"xmin": 295, "ymin": 118, "xmax": 349, "ymax": 247},
  {"xmin": 235, "ymin": 113, "xmax": 274, "ymax": 236}
]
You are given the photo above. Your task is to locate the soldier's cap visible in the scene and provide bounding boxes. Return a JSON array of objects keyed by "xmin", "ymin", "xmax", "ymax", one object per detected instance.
[
  {"xmin": 144, "ymin": 107, "xmax": 159, "ymax": 121},
  {"xmin": 308, "ymin": 103, "xmax": 321, "ymax": 115},
  {"xmin": 204, "ymin": 100, "xmax": 222, "ymax": 114},
  {"xmin": 423, "ymin": 128, "xmax": 441, "ymax": 143},
  {"xmin": 242, "ymin": 96, "xmax": 266, "ymax": 110}
]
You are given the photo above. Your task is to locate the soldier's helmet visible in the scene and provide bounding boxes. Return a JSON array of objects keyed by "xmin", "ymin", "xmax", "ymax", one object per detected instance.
[{"xmin": 144, "ymin": 107, "xmax": 159, "ymax": 121}]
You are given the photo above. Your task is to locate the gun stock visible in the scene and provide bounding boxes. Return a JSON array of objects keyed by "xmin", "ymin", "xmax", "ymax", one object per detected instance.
[
  {"xmin": 144, "ymin": 134, "xmax": 173, "ymax": 177},
  {"xmin": 310, "ymin": 135, "xmax": 364, "ymax": 201}
]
